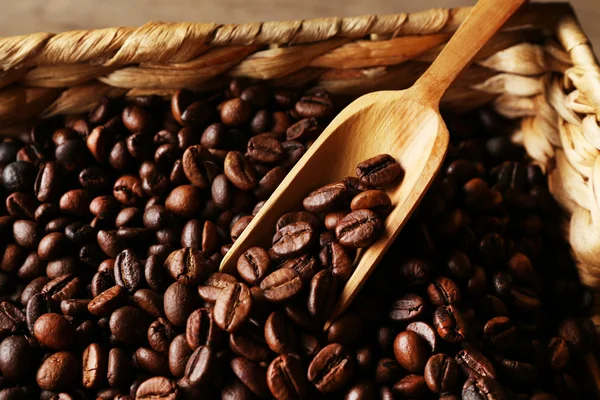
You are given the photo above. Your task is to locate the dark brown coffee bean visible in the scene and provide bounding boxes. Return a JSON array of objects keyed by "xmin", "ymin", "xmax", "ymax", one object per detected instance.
[
  {"xmin": 165, "ymin": 248, "xmax": 211, "ymax": 286},
  {"xmin": 456, "ymin": 345, "xmax": 496, "ymax": 379},
  {"xmin": 186, "ymin": 308, "xmax": 220, "ymax": 349},
  {"xmin": 327, "ymin": 313, "xmax": 364, "ymax": 346},
  {"xmin": 548, "ymin": 336, "xmax": 570, "ymax": 370},
  {"xmin": 82, "ymin": 343, "xmax": 107, "ymax": 389},
  {"xmin": 164, "ymin": 282, "xmax": 199, "ymax": 327},
  {"xmin": 388, "ymin": 294, "xmax": 425, "ymax": 323},
  {"xmin": 113, "ymin": 175, "xmax": 144, "ymax": 206},
  {"xmin": 276, "ymin": 211, "xmax": 321, "ymax": 231},
  {"xmin": 286, "ymin": 118, "xmax": 319, "ymax": 141},
  {"xmin": 13, "ymin": 220, "xmax": 41, "ymax": 249},
  {"xmin": 146, "ymin": 317, "xmax": 176, "ymax": 354},
  {"xmin": 375, "ymin": 358, "xmax": 401, "ymax": 384},
  {"xmin": 1, "ymin": 243, "xmax": 26, "ymax": 273},
  {"xmin": 136, "ymin": 347, "xmax": 169, "ymax": 376},
  {"xmin": 230, "ymin": 357, "xmax": 270, "ymax": 397},
  {"xmin": 254, "ymin": 166, "xmax": 286, "ymax": 200},
  {"xmin": 6, "ymin": 192, "xmax": 37, "ymax": 219},
  {"xmin": 165, "ymin": 185, "xmax": 202, "ymax": 218},
  {"xmin": 21, "ymin": 276, "xmax": 49, "ymax": 306},
  {"xmin": 109, "ymin": 306, "xmax": 150, "ymax": 345},
  {"xmin": 60, "ymin": 299, "xmax": 90, "ymax": 318},
  {"xmin": 0, "ymin": 335, "xmax": 33, "ymax": 380},
  {"xmin": 356, "ymin": 154, "xmax": 402, "ymax": 186},
  {"xmin": 303, "ymin": 183, "xmax": 347, "ymax": 213},
  {"xmin": 184, "ymin": 345, "xmax": 215, "ymax": 387},
  {"xmin": 393, "ymin": 374, "xmax": 428, "ymax": 397},
  {"xmin": 393, "ymin": 331, "xmax": 429, "ymax": 373},
  {"xmin": 424, "ymin": 353, "xmax": 459, "ymax": 393},
  {"xmin": 264, "ymin": 311, "xmax": 296, "ymax": 354},
  {"xmin": 350, "ymin": 189, "xmax": 393, "ymax": 217},
  {"xmin": 134, "ymin": 289, "xmax": 164, "ymax": 318},
  {"xmin": 260, "ymin": 268, "xmax": 302, "ymax": 303},
  {"xmin": 88, "ymin": 285, "xmax": 125, "ymax": 316},
  {"xmin": 41, "ymin": 274, "xmax": 80, "ymax": 302},
  {"xmin": 323, "ymin": 211, "xmax": 345, "ymax": 231},
  {"xmin": 114, "ymin": 249, "xmax": 142, "ymax": 292},
  {"xmin": 461, "ymin": 377, "xmax": 506, "ymax": 400},
  {"xmin": 221, "ymin": 99, "xmax": 252, "ymax": 126},
  {"xmin": 168, "ymin": 334, "xmax": 192, "ymax": 378},
  {"xmin": 35, "ymin": 162, "xmax": 60, "ymax": 202},
  {"xmin": 36, "ymin": 351, "xmax": 79, "ymax": 391},
  {"xmin": 267, "ymin": 354, "xmax": 307, "ymax": 400},
  {"xmin": 197, "ymin": 272, "xmax": 237, "ymax": 303},
  {"xmin": 307, "ymin": 269, "xmax": 336, "ymax": 318},
  {"xmin": 319, "ymin": 240, "xmax": 353, "ymax": 283},
  {"xmin": 182, "ymin": 145, "xmax": 215, "ymax": 189},
  {"xmin": 295, "ymin": 95, "xmax": 333, "ymax": 118},
  {"xmin": 136, "ymin": 376, "xmax": 178, "ymax": 400},
  {"xmin": 280, "ymin": 140, "xmax": 305, "ymax": 168},
  {"xmin": 483, "ymin": 317, "xmax": 517, "ymax": 350},
  {"xmin": 280, "ymin": 254, "xmax": 319, "ymax": 283},
  {"xmin": 230, "ymin": 215, "xmax": 253, "ymax": 242},
  {"xmin": 434, "ymin": 305, "xmax": 467, "ymax": 343},
  {"xmin": 272, "ymin": 222, "xmax": 316, "ymax": 257},
  {"xmin": 237, "ymin": 247, "xmax": 270, "ymax": 285},
  {"xmin": 406, "ymin": 321, "xmax": 437, "ymax": 352},
  {"xmin": 335, "ymin": 209, "xmax": 382, "ymax": 248},
  {"xmin": 107, "ymin": 347, "xmax": 131, "ymax": 388},
  {"xmin": 427, "ymin": 276, "xmax": 461, "ymax": 306},
  {"xmin": 308, "ymin": 343, "xmax": 354, "ymax": 393},
  {"xmin": 247, "ymin": 135, "xmax": 284, "ymax": 163},
  {"xmin": 214, "ymin": 282, "xmax": 252, "ymax": 333},
  {"xmin": 229, "ymin": 328, "xmax": 271, "ymax": 363},
  {"xmin": 447, "ymin": 250, "xmax": 473, "ymax": 280},
  {"xmin": 224, "ymin": 151, "xmax": 257, "ymax": 191}
]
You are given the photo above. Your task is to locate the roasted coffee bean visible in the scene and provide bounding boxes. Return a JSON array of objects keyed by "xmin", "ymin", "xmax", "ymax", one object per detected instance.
[
  {"xmin": 0, "ymin": 335, "xmax": 33, "ymax": 380},
  {"xmin": 42, "ymin": 275, "xmax": 80, "ymax": 302},
  {"xmin": 254, "ymin": 166, "xmax": 286, "ymax": 199},
  {"xmin": 307, "ymin": 270, "xmax": 336, "ymax": 318},
  {"xmin": 184, "ymin": 345, "xmax": 215, "ymax": 386},
  {"xmin": 182, "ymin": 145, "xmax": 215, "ymax": 189},
  {"xmin": 267, "ymin": 354, "xmax": 307, "ymax": 400},
  {"xmin": 483, "ymin": 317, "xmax": 517, "ymax": 350},
  {"xmin": 247, "ymin": 135, "xmax": 284, "ymax": 163},
  {"xmin": 107, "ymin": 347, "xmax": 131, "ymax": 388},
  {"xmin": 462, "ymin": 377, "xmax": 506, "ymax": 400},
  {"xmin": 224, "ymin": 151, "xmax": 257, "ymax": 191},
  {"xmin": 335, "ymin": 209, "xmax": 382, "ymax": 248},
  {"xmin": 164, "ymin": 282, "xmax": 199, "ymax": 327},
  {"xmin": 6, "ymin": 192, "xmax": 38, "ymax": 219},
  {"xmin": 221, "ymin": 99, "xmax": 252, "ymax": 126},
  {"xmin": 547, "ymin": 337, "xmax": 570, "ymax": 370},
  {"xmin": 264, "ymin": 311, "xmax": 296, "ymax": 354},
  {"xmin": 327, "ymin": 313, "xmax": 364, "ymax": 346},
  {"xmin": 36, "ymin": 351, "xmax": 79, "ymax": 391},
  {"xmin": 350, "ymin": 189, "xmax": 393, "ymax": 216},
  {"xmin": 260, "ymin": 268, "xmax": 303, "ymax": 303},
  {"xmin": 456, "ymin": 346, "xmax": 496, "ymax": 379},
  {"xmin": 272, "ymin": 222, "xmax": 317, "ymax": 257},
  {"xmin": 286, "ymin": 118, "xmax": 319, "ymax": 141},
  {"xmin": 13, "ymin": 220, "xmax": 41, "ymax": 249},
  {"xmin": 319, "ymin": 241, "xmax": 353, "ymax": 283},
  {"xmin": 136, "ymin": 347, "xmax": 169, "ymax": 376},
  {"xmin": 168, "ymin": 334, "xmax": 193, "ymax": 378},
  {"xmin": 424, "ymin": 353, "xmax": 459, "ymax": 393},
  {"xmin": 113, "ymin": 175, "xmax": 144, "ymax": 206},
  {"xmin": 375, "ymin": 358, "xmax": 402, "ymax": 384},
  {"xmin": 447, "ymin": 250, "xmax": 473, "ymax": 280},
  {"xmin": 356, "ymin": 154, "xmax": 402, "ymax": 186},
  {"xmin": 303, "ymin": 183, "xmax": 348, "ymax": 213},
  {"xmin": 35, "ymin": 162, "xmax": 60, "ymax": 202},
  {"xmin": 147, "ymin": 318, "xmax": 176, "ymax": 354},
  {"xmin": 88, "ymin": 285, "xmax": 125, "ymax": 317},
  {"xmin": 165, "ymin": 185, "xmax": 202, "ymax": 218},
  {"xmin": 389, "ymin": 294, "xmax": 426, "ymax": 323},
  {"xmin": 109, "ymin": 306, "xmax": 150, "ymax": 345},
  {"xmin": 393, "ymin": 374, "xmax": 428, "ymax": 397},
  {"xmin": 427, "ymin": 276, "xmax": 461, "ymax": 306},
  {"xmin": 33, "ymin": 313, "xmax": 74, "ymax": 350},
  {"xmin": 308, "ymin": 343, "xmax": 354, "ymax": 393},
  {"xmin": 434, "ymin": 305, "xmax": 467, "ymax": 343},
  {"xmin": 186, "ymin": 308, "xmax": 220, "ymax": 349},
  {"xmin": 197, "ymin": 272, "xmax": 237, "ymax": 303},
  {"xmin": 214, "ymin": 282, "xmax": 252, "ymax": 333},
  {"xmin": 229, "ymin": 330, "xmax": 271, "ymax": 363},
  {"xmin": 282, "ymin": 253, "xmax": 320, "ymax": 282},
  {"xmin": 136, "ymin": 377, "xmax": 178, "ymax": 400},
  {"xmin": 82, "ymin": 343, "xmax": 107, "ymax": 389},
  {"xmin": 393, "ymin": 331, "xmax": 430, "ymax": 373},
  {"xmin": 165, "ymin": 247, "xmax": 211, "ymax": 286},
  {"xmin": 276, "ymin": 211, "xmax": 321, "ymax": 231},
  {"xmin": 3, "ymin": 161, "xmax": 36, "ymax": 192},
  {"xmin": 230, "ymin": 357, "xmax": 270, "ymax": 397},
  {"xmin": 134, "ymin": 289, "xmax": 164, "ymax": 318},
  {"xmin": 114, "ymin": 249, "xmax": 142, "ymax": 292},
  {"xmin": 237, "ymin": 247, "xmax": 270, "ymax": 285}
]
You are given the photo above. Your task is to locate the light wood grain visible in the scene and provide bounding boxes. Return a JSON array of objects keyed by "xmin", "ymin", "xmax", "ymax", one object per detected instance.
[
  {"xmin": 0, "ymin": 0, "xmax": 597, "ymax": 48},
  {"xmin": 219, "ymin": 0, "xmax": 525, "ymax": 329}
]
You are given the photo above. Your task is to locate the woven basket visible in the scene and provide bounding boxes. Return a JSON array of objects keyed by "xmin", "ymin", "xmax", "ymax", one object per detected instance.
[{"xmin": 1, "ymin": 0, "xmax": 600, "ymax": 380}]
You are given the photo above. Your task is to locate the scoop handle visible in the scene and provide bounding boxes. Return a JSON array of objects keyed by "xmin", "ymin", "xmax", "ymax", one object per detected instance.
[{"xmin": 415, "ymin": 0, "xmax": 527, "ymax": 103}]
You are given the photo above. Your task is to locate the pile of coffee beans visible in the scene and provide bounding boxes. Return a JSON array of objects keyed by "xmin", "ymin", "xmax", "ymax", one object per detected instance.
[{"xmin": 0, "ymin": 78, "xmax": 596, "ymax": 400}]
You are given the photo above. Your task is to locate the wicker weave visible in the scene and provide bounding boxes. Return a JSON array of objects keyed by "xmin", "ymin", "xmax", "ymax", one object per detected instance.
[{"xmin": 1, "ymin": 1, "xmax": 600, "ymax": 329}]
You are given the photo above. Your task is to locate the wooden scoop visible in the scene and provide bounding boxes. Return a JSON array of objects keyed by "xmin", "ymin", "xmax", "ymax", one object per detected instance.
[{"xmin": 220, "ymin": 0, "xmax": 526, "ymax": 328}]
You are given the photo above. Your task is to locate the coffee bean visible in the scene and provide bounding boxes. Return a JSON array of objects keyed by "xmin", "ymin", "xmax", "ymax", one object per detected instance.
[
  {"xmin": 388, "ymin": 294, "xmax": 426, "ymax": 323},
  {"xmin": 114, "ymin": 249, "xmax": 142, "ymax": 292},
  {"xmin": 42, "ymin": 275, "xmax": 80, "ymax": 302},
  {"xmin": 13, "ymin": 220, "xmax": 41, "ymax": 249},
  {"xmin": 548, "ymin": 337, "xmax": 570, "ymax": 370},
  {"xmin": 281, "ymin": 253, "xmax": 320, "ymax": 283},
  {"xmin": 36, "ymin": 351, "xmax": 79, "ymax": 391},
  {"xmin": 254, "ymin": 166, "xmax": 286, "ymax": 200},
  {"xmin": 286, "ymin": 118, "xmax": 319, "ymax": 141},
  {"xmin": 264, "ymin": 311, "xmax": 296, "ymax": 354},
  {"xmin": 424, "ymin": 353, "xmax": 459, "ymax": 393},
  {"xmin": 260, "ymin": 268, "xmax": 303, "ymax": 303},
  {"xmin": 186, "ymin": 308, "xmax": 220, "ymax": 349},
  {"xmin": 229, "ymin": 328, "xmax": 271, "ymax": 363},
  {"xmin": 0, "ymin": 336, "xmax": 33, "ymax": 380},
  {"xmin": 483, "ymin": 317, "xmax": 517, "ymax": 350},
  {"xmin": 167, "ymin": 334, "xmax": 193, "ymax": 378},
  {"xmin": 231, "ymin": 357, "xmax": 270, "ymax": 397},
  {"xmin": 109, "ymin": 306, "xmax": 150, "ymax": 345},
  {"xmin": 461, "ymin": 377, "xmax": 506, "ymax": 400},
  {"xmin": 327, "ymin": 313, "xmax": 364, "ymax": 346},
  {"xmin": 164, "ymin": 282, "xmax": 199, "ymax": 327},
  {"xmin": 183, "ymin": 345, "xmax": 215, "ymax": 387},
  {"xmin": 272, "ymin": 222, "xmax": 317, "ymax": 257},
  {"xmin": 356, "ymin": 154, "xmax": 402, "ymax": 186},
  {"xmin": 220, "ymin": 99, "xmax": 252, "ymax": 127},
  {"xmin": 136, "ymin": 347, "xmax": 169, "ymax": 376},
  {"xmin": 165, "ymin": 185, "xmax": 202, "ymax": 218},
  {"xmin": 165, "ymin": 248, "xmax": 211, "ymax": 285},
  {"xmin": 88, "ymin": 285, "xmax": 125, "ymax": 316},
  {"xmin": 303, "ymin": 183, "xmax": 348, "ymax": 213},
  {"xmin": 134, "ymin": 289, "xmax": 164, "ymax": 318},
  {"xmin": 224, "ymin": 151, "xmax": 257, "ymax": 191},
  {"xmin": 276, "ymin": 211, "xmax": 321, "ymax": 231},
  {"xmin": 267, "ymin": 354, "xmax": 307, "ymax": 400},
  {"xmin": 375, "ymin": 358, "xmax": 401, "ymax": 384},
  {"xmin": 393, "ymin": 374, "xmax": 428, "ymax": 397},
  {"xmin": 237, "ymin": 247, "xmax": 270, "ymax": 285},
  {"xmin": 107, "ymin": 347, "xmax": 132, "ymax": 388},
  {"xmin": 147, "ymin": 318, "xmax": 176, "ymax": 354},
  {"xmin": 434, "ymin": 305, "xmax": 467, "ymax": 343},
  {"xmin": 34, "ymin": 313, "xmax": 74, "ymax": 350},
  {"xmin": 393, "ymin": 331, "xmax": 430, "ymax": 373},
  {"xmin": 6, "ymin": 192, "xmax": 38, "ymax": 219},
  {"xmin": 197, "ymin": 272, "xmax": 237, "ymax": 303},
  {"xmin": 2, "ymin": 161, "xmax": 36, "ymax": 192},
  {"xmin": 406, "ymin": 321, "xmax": 437, "ymax": 352},
  {"xmin": 136, "ymin": 377, "xmax": 178, "ymax": 400},
  {"xmin": 21, "ymin": 276, "xmax": 49, "ymax": 306},
  {"xmin": 34, "ymin": 162, "xmax": 60, "ymax": 202},
  {"xmin": 82, "ymin": 343, "xmax": 107, "ymax": 389},
  {"xmin": 214, "ymin": 282, "xmax": 252, "ymax": 333},
  {"xmin": 308, "ymin": 343, "xmax": 354, "ymax": 393},
  {"xmin": 319, "ymin": 240, "xmax": 353, "ymax": 283},
  {"xmin": 350, "ymin": 190, "xmax": 392, "ymax": 216},
  {"xmin": 307, "ymin": 270, "xmax": 336, "ymax": 318},
  {"xmin": 427, "ymin": 276, "xmax": 461, "ymax": 306},
  {"xmin": 456, "ymin": 346, "xmax": 496, "ymax": 379},
  {"xmin": 247, "ymin": 135, "xmax": 284, "ymax": 164},
  {"xmin": 335, "ymin": 209, "xmax": 382, "ymax": 248},
  {"xmin": 182, "ymin": 145, "xmax": 216, "ymax": 189}
]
